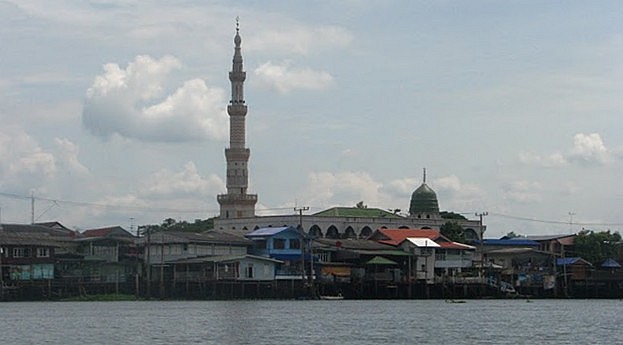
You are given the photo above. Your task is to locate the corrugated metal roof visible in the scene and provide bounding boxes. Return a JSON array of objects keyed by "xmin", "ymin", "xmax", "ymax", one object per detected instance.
[
  {"xmin": 313, "ymin": 207, "xmax": 403, "ymax": 219},
  {"xmin": 601, "ymin": 258, "xmax": 621, "ymax": 268},
  {"xmin": 245, "ymin": 226, "xmax": 295, "ymax": 237},
  {"xmin": 405, "ymin": 237, "xmax": 441, "ymax": 248},
  {"xmin": 474, "ymin": 239, "xmax": 540, "ymax": 246},
  {"xmin": 366, "ymin": 256, "xmax": 399, "ymax": 265},
  {"xmin": 372, "ymin": 228, "xmax": 442, "ymax": 246},
  {"xmin": 556, "ymin": 257, "xmax": 592, "ymax": 266}
]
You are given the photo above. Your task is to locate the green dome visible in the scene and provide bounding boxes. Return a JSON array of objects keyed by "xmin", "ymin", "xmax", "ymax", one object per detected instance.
[{"xmin": 409, "ymin": 183, "xmax": 439, "ymax": 216}]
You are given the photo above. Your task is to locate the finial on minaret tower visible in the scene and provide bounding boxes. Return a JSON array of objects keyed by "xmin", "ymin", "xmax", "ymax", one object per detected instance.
[
  {"xmin": 217, "ymin": 20, "xmax": 258, "ymax": 220},
  {"xmin": 423, "ymin": 168, "xmax": 427, "ymax": 184}
]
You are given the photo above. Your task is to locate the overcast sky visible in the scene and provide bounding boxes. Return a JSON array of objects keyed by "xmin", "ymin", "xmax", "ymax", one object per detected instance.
[{"xmin": 1, "ymin": 1, "xmax": 622, "ymax": 237}]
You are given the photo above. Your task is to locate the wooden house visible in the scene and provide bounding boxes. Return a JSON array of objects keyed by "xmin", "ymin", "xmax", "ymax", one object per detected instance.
[{"xmin": 245, "ymin": 226, "xmax": 307, "ymax": 279}]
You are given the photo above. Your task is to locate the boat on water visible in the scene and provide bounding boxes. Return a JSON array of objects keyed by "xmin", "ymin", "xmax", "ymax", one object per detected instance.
[
  {"xmin": 320, "ymin": 294, "xmax": 344, "ymax": 300},
  {"xmin": 445, "ymin": 299, "xmax": 466, "ymax": 303}
]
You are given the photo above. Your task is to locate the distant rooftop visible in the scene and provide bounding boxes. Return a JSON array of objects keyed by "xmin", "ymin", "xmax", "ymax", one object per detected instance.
[{"xmin": 313, "ymin": 207, "xmax": 403, "ymax": 219}]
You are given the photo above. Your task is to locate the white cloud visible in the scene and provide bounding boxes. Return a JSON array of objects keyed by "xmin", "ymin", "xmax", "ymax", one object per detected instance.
[
  {"xmin": 250, "ymin": 25, "xmax": 352, "ymax": 55},
  {"xmin": 432, "ymin": 175, "xmax": 486, "ymax": 211},
  {"xmin": 140, "ymin": 161, "xmax": 224, "ymax": 198},
  {"xmin": 519, "ymin": 152, "xmax": 567, "ymax": 167},
  {"xmin": 53, "ymin": 138, "xmax": 89, "ymax": 175},
  {"xmin": 502, "ymin": 180, "xmax": 542, "ymax": 204},
  {"xmin": 519, "ymin": 132, "xmax": 616, "ymax": 167},
  {"xmin": 254, "ymin": 61, "xmax": 333, "ymax": 94},
  {"xmin": 83, "ymin": 55, "xmax": 228, "ymax": 142},
  {"xmin": 0, "ymin": 126, "xmax": 56, "ymax": 187},
  {"xmin": 568, "ymin": 133, "xmax": 612, "ymax": 165},
  {"xmin": 299, "ymin": 171, "xmax": 382, "ymax": 207}
]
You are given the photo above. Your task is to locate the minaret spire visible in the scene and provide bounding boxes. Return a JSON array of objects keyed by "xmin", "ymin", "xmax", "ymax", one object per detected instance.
[
  {"xmin": 423, "ymin": 168, "xmax": 427, "ymax": 184},
  {"xmin": 217, "ymin": 19, "xmax": 258, "ymax": 219}
]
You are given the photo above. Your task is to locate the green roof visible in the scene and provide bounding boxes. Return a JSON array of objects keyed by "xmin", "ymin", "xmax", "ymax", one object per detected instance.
[
  {"xmin": 365, "ymin": 256, "xmax": 399, "ymax": 265},
  {"xmin": 313, "ymin": 207, "xmax": 403, "ymax": 219},
  {"xmin": 409, "ymin": 183, "xmax": 439, "ymax": 214}
]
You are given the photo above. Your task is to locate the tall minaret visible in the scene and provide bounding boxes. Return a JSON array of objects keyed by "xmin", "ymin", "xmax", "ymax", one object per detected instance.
[{"xmin": 217, "ymin": 19, "xmax": 257, "ymax": 219}]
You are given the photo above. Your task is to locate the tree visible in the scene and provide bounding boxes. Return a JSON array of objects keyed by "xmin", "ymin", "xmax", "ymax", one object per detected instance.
[
  {"xmin": 573, "ymin": 230, "xmax": 621, "ymax": 265},
  {"xmin": 355, "ymin": 201, "xmax": 367, "ymax": 209},
  {"xmin": 138, "ymin": 217, "xmax": 215, "ymax": 235},
  {"xmin": 439, "ymin": 211, "xmax": 467, "ymax": 220},
  {"xmin": 505, "ymin": 231, "xmax": 521, "ymax": 239},
  {"xmin": 440, "ymin": 221, "xmax": 465, "ymax": 243}
]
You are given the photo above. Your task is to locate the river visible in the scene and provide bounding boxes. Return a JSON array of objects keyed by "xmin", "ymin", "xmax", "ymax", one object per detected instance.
[{"xmin": 0, "ymin": 299, "xmax": 620, "ymax": 344}]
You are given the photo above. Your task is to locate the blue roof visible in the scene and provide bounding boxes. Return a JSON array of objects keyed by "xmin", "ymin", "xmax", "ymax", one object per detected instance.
[
  {"xmin": 474, "ymin": 239, "xmax": 540, "ymax": 246},
  {"xmin": 246, "ymin": 226, "xmax": 297, "ymax": 238},
  {"xmin": 601, "ymin": 258, "xmax": 621, "ymax": 268},
  {"xmin": 557, "ymin": 257, "xmax": 592, "ymax": 266}
]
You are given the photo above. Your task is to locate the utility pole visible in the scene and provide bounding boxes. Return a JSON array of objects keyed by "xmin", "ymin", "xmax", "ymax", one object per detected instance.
[
  {"xmin": 294, "ymin": 206, "xmax": 309, "ymax": 295},
  {"xmin": 568, "ymin": 211, "xmax": 575, "ymax": 234},
  {"xmin": 31, "ymin": 192, "xmax": 35, "ymax": 224},
  {"xmin": 475, "ymin": 212, "xmax": 488, "ymax": 297},
  {"xmin": 146, "ymin": 226, "xmax": 151, "ymax": 299}
]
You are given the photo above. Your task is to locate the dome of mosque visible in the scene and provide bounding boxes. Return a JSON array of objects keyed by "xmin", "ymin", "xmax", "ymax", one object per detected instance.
[{"xmin": 409, "ymin": 183, "xmax": 440, "ymax": 217}]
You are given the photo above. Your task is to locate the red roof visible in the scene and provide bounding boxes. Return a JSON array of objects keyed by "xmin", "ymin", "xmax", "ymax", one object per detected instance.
[
  {"xmin": 82, "ymin": 227, "xmax": 114, "ymax": 238},
  {"xmin": 372, "ymin": 228, "xmax": 443, "ymax": 246},
  {"xmin": 439, "ymin": 242, "xmax": 475, "ymax": 250}
]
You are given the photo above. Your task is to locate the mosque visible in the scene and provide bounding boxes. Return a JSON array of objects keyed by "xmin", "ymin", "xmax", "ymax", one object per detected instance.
[{"xmin": 213, "ymin": 24, "xmax": 483, "ymax": 239}]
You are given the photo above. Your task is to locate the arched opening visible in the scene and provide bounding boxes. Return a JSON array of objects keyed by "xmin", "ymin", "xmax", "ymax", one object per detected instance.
[
  {"xmin": 253, "ymin": 225, "xmax": 260, "ymax": 230},
  {"xmin": 242, "ymin": 226, "xmax": 248, "ymax": 231},
  {"xmin": 326, "ymin": 225, "xmax": 339, "ymax": 239},
  {"xmin": 309, "ymin": 225, "xmax": 323, "ymax": 238},
  {"xmin": 421, "ymin": 226, "xmax": 432, "ymax": 230},
  {"xmin": 380, "ymin": 226, "xmax": 388, "ymax": 229},
  {"xmin": 464, "ymin": 228, "xmax": 478, "ymax": 241},
  {"xmin": 398, "ymin": 225, "xmax": 409, "ymax": 229},
  {"xmin": 359, "ymin": 226, "xmax": 373, "ymax": 238},
  {"xmin": 344, "ymin": 226, "xmax": 356, "ymax": 239}
]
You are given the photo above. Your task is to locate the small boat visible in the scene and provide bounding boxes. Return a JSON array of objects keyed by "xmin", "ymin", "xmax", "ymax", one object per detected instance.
[
  {"xmin": 320, "ymin": 293, "xmax": 344, "ymax": 300},
  {"xmin": 445, "ymin": 299, "xmax": 466, "ymax": 303}
]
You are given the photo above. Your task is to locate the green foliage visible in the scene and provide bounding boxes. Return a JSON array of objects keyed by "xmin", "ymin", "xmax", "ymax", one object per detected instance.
[
  {"xmin": 138, "ymin": 217, "xmax": 215, "ymax": 235},
  {"xmin": 440, "ymin": 211, "xmax": 467, "ymax": 220},
  {"xmin": 61, "ymin": 294, "xmax": 141, "ymax": 302},
  {"xmin": 505, "ymin": 231, "xmax": 521, "ymax": 239},
  {"xmin": 440, "ymin": 221, "xmax": 465, "ymax": 243},
  {"xmin": 573, "ymin": 230, "xmax": 622, "ymax": 265}
]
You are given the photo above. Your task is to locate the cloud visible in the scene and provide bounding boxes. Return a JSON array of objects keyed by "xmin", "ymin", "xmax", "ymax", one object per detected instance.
[
  {"xmin": 250, "ymin": 25, "xmax": 352, "ymax": 55},
  {"xmin": 520, "ymin": 132, "xmax": 616, "ymax": 167},
  {"xmin": 299, "ymin": 171, "xmax": 383, "ymax": 207},
  {"xmin": 502, "ymin": 180, "xmax": 542, "ymax": 204},
  {"xmin": 568, "ymin": 133, "xmax": 612, "ymax": 165},
  {"xmin": 82, "ymin": 55, "xmax": 228, "ymax": 142},
  {"xmin": 519, "ymin": 152, "xmax": 567, "ymax": 167},
  {"xmin": 254, "ymin": 61, "xmax": 333, "ymax": 94},
  {"xmin": 0, "ymin": 126, "xmax": 56, "ymax": 187},
  {"xmin": 53, "ymin": 138, "xmax": 89, "ymax": 175},
  {"xmin": 140, "ymin": 161, "xmax": 224, "ymax": 198}
]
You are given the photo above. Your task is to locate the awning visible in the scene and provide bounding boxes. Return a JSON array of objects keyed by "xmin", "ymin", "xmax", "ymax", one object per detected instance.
[{"xmin": 365, "ymin": 256, "xmax": 398, "ymax": 266}]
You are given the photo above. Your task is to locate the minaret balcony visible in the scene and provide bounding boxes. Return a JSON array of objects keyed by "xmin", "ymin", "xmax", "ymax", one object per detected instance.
[
  {"xmin": 227, "ymin": 104, "xmax": 247, "ymax": 116},
  {"xmin": 217, "ymin": 193, "xmax": 258, "ymax": 203},
  {"xmin": 225, "ymin": 148, "xmax": 250, "ymax": 160}
]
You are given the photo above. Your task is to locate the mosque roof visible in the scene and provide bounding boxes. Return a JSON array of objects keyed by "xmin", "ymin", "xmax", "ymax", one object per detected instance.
[
  {"xmin": 409, "ymin": 183, "xmax": 440, "ymax": 214},
  {"xmin": 313, "ymin": 207, "xmax": 403, "ymax": 219}
]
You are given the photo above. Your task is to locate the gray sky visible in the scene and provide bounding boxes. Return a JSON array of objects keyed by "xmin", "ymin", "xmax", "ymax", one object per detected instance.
[{"xmin": 1, "ymin": 1, "xmax": 622, "ymax": 237}]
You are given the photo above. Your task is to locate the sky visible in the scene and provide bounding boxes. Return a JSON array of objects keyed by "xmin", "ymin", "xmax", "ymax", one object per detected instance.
[{"xmin": 1, "ymin": 0, "xmax": 622, "ymax": 237}]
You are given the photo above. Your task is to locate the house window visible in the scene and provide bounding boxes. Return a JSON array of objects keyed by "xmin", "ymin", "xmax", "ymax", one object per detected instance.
[
  {"xmin": 289, "ymin": 239, "xmax": 300, "ymax": 249},
  {"xmin": 13, "ymin": 248, "xmax": 26, "ymax": 258},
  {"xmin": 245, "ymin": 265, "xmax": 253, "ymax": 278},
  {"xmin": 37, "ymin": 248, "xmax": 50, "ymax": 258},
  {"xmin": 273, "ymin": 239, "xmax": 285, "ymax": 249},
  {"xmin": 256, "ymin": 240, "xmax": 267, "ymax": 249}
]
